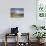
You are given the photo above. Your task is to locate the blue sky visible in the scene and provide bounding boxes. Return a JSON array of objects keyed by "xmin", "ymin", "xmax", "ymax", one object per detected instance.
[{"xmin": 11, "ymin": 8, "xmax": 24, "ymax": 11}]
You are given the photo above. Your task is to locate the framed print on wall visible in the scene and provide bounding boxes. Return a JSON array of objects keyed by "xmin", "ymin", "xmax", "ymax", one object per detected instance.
[
  {"xmin": 10, "ymin": 8, "xmax": 24, "ymax": 18},
  {"xmin": 37, "ymin": 0, "xmax": 46, "ymax": 18}
]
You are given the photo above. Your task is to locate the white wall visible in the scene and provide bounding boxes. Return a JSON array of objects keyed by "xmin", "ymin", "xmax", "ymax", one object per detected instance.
[{"xmin": 0, "ymin": 0, "xmax": 36, "ymax": 42}]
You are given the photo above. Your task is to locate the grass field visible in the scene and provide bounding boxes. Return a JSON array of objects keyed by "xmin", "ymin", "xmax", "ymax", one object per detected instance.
[{"xmin": 11, "ymin": 13, "xmax": 24, "ymax": 18}]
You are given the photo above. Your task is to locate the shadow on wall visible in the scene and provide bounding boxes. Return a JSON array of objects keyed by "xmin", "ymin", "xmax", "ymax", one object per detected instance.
[{"xmin": 2, "ymin": 28, "xmax": 11, "ymax": 34}]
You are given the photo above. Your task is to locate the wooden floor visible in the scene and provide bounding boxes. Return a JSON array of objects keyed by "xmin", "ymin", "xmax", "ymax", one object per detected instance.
[{"xmin": 0, "ymin": 42, "xmax": 46, "ymax": 46}]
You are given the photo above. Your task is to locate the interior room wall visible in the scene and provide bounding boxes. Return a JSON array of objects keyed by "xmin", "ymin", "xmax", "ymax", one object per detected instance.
[{"xmin": 0, "ymin": 0, "xmax": 36, "ymax": 42}]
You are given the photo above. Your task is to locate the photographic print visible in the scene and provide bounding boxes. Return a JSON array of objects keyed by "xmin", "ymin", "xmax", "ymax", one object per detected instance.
[{"xmin": 10, "ymin": 8, "xmax": 24, "ymax": 18}]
